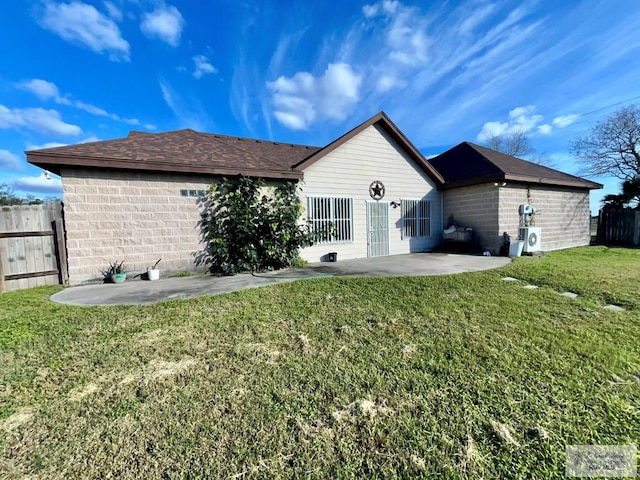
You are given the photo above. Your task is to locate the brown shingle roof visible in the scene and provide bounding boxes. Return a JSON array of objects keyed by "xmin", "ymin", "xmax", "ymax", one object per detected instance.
[
  {"xmin": 27, "ymin": 129, "xmax": 321, "ymax": 179},
  {"xmin": 428, "ymin": 142, "xmax": 602, "ymax": 190}
]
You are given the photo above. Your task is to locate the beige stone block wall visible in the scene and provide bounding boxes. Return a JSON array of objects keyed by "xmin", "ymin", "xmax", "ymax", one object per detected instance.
[
  {"xmin": 444, "ymin": 182, "xmax": 592, "ymax": 253},
  {"xmin": 443, "ymin": 183, "xmax": 500, "ymax": 253},
  {"xmin": 498, "ymin": 184, "xmax": 591, "ymax": 251},
  {"xmin": 62, "ymin": 168, "xmax": 215, "ymax": 284}
]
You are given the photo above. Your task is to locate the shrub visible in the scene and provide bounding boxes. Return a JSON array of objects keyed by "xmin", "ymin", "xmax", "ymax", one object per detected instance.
[{"xmin": 201, "ymin": 177, "xmax": 315, "ymax": 274}]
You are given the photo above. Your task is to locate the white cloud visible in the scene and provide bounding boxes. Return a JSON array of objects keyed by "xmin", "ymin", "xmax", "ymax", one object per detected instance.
[
  {"xmin": 74, "ymin": 101, "xmax": 108, "ymax": 116},
  {"xmin": 140, "ymin": 5, "xmax": 184, "ymax": 47},
  {"xmin": 459, "ymin": 3, "xmax": 496, "ymax": 35},
  {"xmin": 159, "ymin": 78, "xmax": 210, "ymax": 130},
  {"xmin": 37, "ymin": 1, "xmax": 130, "ymax": 61},
  {"xmin": 477, "ymin": 121, "xmax": 508, "ymax": 139},
  {"xmin": 363, "ymin": 0, "xmax": 428, "ymax": 67},
  {"xmin": 25, "ymin": 136, "xmax": 101, "ymax": 152},
  {"xmin": 552, "ymin": 114, "xmax": 579, "ymax": 128},
  {"xmin": 376, "ymin": 74, "xmax": 406, "ymax": 92},
  {"xmin": 193, "ymin": 55, "xmax": 217, "ymax": 79},
  {"xmin": 104, "ymin": 1, "xmax": 122, "ymax": 21},
  {"xmin": 381, "ymin": 0, "xmax": 400, "ymax": 15},
  {"xmin": 267, "ymin": 63, "xmax": 362, "ymax": 130},
  {"xmin": 477, "ymin": 105, "xmax": 545, "ymax": 141},
  {"xmin": 12, "ymin": 175, "xmax": 62, "ymax": 195},
  {"xmin": 537, "ymin": 124, "xmax": 552, "ymax": 135},
  {"xmin": 26, "ymin": 141, "xmax": 68, "ymax": 150},
  {"xmin": 19, "ymin": 79, "xmax": 63, "ymax": 101},
  {"xmin": 478, "ymin": 107, "xmax": 577, "ymax": 140},
  {"xmin": 160, "ymin": 80, "xmax": 177, "ymax": 113},
  {"xmin": 0, "ymin": 150, "xmax": 23, "ymax": 170},
  {"xmin": 19, "ymin": 78, "xmax": 146, "ymax": 126},
  {"xmin": 362, "ymin": 4, "xmax": 379, "ymax": 17},
  {"xmin": 0, "ymin": 105, "xmax": 82, "ymax": 137}
]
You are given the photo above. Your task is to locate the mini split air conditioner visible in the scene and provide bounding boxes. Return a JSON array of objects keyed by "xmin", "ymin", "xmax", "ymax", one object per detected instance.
[{"xmin": 520, "ymin": 227, "xmax": 542, "ymax": 252}]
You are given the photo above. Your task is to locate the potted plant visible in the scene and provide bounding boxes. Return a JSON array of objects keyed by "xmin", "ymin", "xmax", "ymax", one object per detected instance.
[
  {"xmin": 102, "ymin": 260, "xmax": 127, "ymax": 284},
  {"xmin": 147, "ymin": 258, "xmax": 161, "ymax": 281}
]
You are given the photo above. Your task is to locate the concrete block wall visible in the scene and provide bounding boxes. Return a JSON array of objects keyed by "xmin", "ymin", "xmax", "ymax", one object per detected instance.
[
  {"xmin": 498, "ymin": 184, "xmax": 591, "ymax": 251},
  {"xmin": 62, "ymin": 168, "xmax": 214, "ymax": 284},
  {"xmin": 443, "ymin": 183, "xmax": 500, "ymax": 253},
  {"xmin": 444, "ymin": 182, "xmax": 592, "ymax": 254}
]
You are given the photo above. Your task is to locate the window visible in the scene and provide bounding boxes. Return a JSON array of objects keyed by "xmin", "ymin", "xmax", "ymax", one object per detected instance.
[
  {"xmin": 180, "ymin": 189, "xmax": 206, "ymax": 197},
  {"xmin": 307, "ymin": 196, "xmax": 354, "ymax": 244},
  {"xmin": 402, "ymin": 199, "xmax": 431, "ymax": 238}
]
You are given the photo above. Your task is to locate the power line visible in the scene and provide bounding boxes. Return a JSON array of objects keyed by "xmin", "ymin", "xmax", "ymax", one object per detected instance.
[
  {"xmin": 534, "ymin": 94, "xmax": 640, "ymax": 148},
  {"xmin": 572, "ymin": 94, "xmax": 640, "ymax": 119}
]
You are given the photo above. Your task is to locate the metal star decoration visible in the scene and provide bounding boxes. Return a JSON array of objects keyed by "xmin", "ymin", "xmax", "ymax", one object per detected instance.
[{"xmin": 369, "ymin": 180, "xmax": 385, "ymax": 200}]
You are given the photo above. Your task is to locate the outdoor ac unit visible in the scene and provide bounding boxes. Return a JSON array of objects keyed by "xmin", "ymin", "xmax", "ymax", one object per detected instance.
[{"xmin": 520, "ymin": 227, "xmax": 542, "ymax": 252}]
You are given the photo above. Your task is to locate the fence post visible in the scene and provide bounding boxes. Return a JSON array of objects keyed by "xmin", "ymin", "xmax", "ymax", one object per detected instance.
[
  {"xmin": 635, "ymin": 211, "xmax": 640, "ymax": 246},
  {"xmin": 0, "ymin": 239, "xmax": 6, "ymax": 293},
  {"xmin": 597, "ymin": 209, "xmax": 604, "ymax": 244},
  {"xmin": 54, "ymin": 217, "xmax": 69, "ymax": 285}
]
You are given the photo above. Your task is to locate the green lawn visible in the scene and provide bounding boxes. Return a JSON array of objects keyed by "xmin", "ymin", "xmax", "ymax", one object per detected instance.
[{"xmin": 1, "ymin": 246, "xmax": 638, "ymax": 479}]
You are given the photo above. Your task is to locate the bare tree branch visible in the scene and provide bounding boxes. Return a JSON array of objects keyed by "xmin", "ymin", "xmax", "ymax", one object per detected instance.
[
  {"xmin": 483, "ymin": 130, "xmax": 554, "ymax": 167},
  {"xmin": 571, "ymin": 104, "xmax": 640, "ymax": 180}
]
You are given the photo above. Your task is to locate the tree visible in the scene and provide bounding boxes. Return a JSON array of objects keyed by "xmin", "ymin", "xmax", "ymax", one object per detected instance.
[
  {"xmin": 601, "ymin": 176, "xmax": 640, "ymax": 209},
  {"xmin": 484, "ymin": 130, "xmax": 554, "ymax": 166},
  {"xmin": 0, "ymin": 183, "xmax": 46, "ymax": 206},
  {"xmin": 0, "ymin": 184, "xmax": 24, "ymax": 206},
  {"xmin": 571, "ymin": 104, "xmax": 640, "ymax": 180}
]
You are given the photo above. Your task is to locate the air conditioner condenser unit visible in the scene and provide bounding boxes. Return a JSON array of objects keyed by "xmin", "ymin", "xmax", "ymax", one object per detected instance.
[{"xmin": 519, "ymin": 227, "xmax": 541, "ymax": 252}]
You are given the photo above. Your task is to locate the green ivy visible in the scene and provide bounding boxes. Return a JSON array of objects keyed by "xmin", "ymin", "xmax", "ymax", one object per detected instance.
[{"xmin": 200, "ymin": 176, "xmax": 315, "ymax": 275}]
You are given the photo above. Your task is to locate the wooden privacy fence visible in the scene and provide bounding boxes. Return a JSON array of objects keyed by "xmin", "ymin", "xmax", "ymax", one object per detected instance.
[
  {"xmin": 597, "ymin": 208, "xmax": 640, "ymax": 246},
  {"xmin": 0, "ymin": 202, "xmax": 68, "ymax": 293}
]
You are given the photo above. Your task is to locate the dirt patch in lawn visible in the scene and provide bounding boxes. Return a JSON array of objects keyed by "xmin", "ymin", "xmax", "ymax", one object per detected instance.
[
  {"xmin": 2, "ymin": 407, "xmax": 35, "ymax": 433},
  {"xmin": 332, "ymin": 398, "xmax": 393, "ymax": 423}
]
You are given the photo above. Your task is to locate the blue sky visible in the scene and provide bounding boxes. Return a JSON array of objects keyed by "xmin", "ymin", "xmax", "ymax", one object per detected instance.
[{"xmin": 1, "ymin": 0, "xmax": 640, "ymax": 212}]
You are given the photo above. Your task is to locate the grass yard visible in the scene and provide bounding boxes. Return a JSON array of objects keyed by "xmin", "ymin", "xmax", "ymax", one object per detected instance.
[{"xmin": 1, "ymin": 246, "xmax": 639, "ymax": 479}]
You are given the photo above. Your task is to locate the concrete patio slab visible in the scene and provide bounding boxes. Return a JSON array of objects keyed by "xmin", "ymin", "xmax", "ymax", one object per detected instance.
[{"xmin": 51, "ymin": 253, "xmax": 511, "ymax": 306}]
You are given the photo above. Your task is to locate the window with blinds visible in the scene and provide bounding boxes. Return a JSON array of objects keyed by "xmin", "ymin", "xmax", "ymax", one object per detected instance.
[
  {"xmin": 307, "ymin": 196, "xmax": 354, "ymax": 244},
  {"xmin": 402, "ymin": 199, "xmax": 431, "ymax": 238}
]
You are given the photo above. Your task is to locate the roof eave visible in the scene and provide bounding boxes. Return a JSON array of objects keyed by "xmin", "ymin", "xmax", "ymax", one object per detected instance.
[
  {"xmin": 503, "ymin": 173, "xmax": 603, "ymax": 190},
  {"xmin": 440, "ymin": 173, "xmax": 505, "ymax": 189},
  {"xmin": 440, "ymin": 172, "xmax": 603, "ymax": 190},
  {"xmin": 27, "ymin": 153, "xmax": 304, "ymax": 180}
]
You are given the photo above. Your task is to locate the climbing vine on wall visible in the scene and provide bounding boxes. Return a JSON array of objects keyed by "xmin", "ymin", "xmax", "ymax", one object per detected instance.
[{"xmin": 200, "ymin": 176, "xmax": 315, "ymax": 275}]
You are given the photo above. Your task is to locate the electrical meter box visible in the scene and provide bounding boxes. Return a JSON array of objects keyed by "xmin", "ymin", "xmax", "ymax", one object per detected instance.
[{"xmin": 518, "ymin": 204, "xmax": 536, "ymax": 215}]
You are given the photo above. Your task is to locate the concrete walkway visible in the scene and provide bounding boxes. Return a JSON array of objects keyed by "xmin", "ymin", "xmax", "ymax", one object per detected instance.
[{"xmin": 51, "ymin": 253, "xmax": 511, "ymax": 306}]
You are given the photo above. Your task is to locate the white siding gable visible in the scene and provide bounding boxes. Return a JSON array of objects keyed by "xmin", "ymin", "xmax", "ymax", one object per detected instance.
[{"xmin": 299, "ymin": 124, "xmax": 442, "ymax": 262}]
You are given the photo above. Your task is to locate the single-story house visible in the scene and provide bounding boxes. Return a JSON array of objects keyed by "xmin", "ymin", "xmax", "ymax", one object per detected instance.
[
  {"xmin": 27, "ymin": 112, "xmax": 601, "ymax": 284},
  {"xmin": 428, "ymin": 142, "xmax": 602, "ymax": 254}
]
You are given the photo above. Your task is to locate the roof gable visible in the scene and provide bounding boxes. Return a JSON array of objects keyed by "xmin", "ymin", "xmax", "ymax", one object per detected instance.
[
  {"xmin": 429, "ymin": 141, "xmax": 602, "ymax": 190},
  {"xmin": 294, "ymin": 111, "xmax": 445, "ymax": 184}
]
